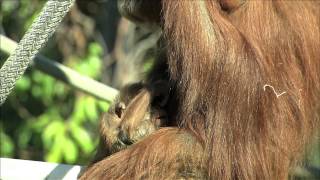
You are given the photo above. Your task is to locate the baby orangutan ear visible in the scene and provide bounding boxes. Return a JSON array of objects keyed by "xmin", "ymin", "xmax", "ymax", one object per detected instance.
[{"xmin": 219, "ymin": 0, "xmax": 245, "ymax": 12}]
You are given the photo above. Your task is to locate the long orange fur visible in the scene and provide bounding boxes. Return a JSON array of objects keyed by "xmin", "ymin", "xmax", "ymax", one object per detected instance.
[{"xmin": 80, "ymin": 1, "xmax": 320, "ymax": 179}]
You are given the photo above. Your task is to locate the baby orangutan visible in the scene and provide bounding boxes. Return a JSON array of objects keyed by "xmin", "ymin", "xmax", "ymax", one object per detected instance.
[{"xmin": 92, "ymin": 81, "xmax": 169, "ymax": 163}]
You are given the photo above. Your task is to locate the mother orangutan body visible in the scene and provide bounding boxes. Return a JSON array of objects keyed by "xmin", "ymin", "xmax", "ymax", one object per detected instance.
[{"xmin": 80, "ymin": 0, "xmax": 320, "ymax": 179}]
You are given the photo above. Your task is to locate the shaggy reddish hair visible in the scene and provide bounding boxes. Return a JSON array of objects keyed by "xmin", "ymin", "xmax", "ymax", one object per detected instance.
[{"xmin": 80, "ymin": 1, "xmax": 320, "ymax": 179}]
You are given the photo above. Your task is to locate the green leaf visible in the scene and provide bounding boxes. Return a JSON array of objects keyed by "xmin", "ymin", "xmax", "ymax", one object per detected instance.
[
  {"xmin": 97, "ymin": 100, "xmax": 110, "ymax": 111},
  {"xmin": 17, "ymin": 127, "xmax": 32, "ymax": 149},
  {"xmin": 88, "ymin": 42, "xmax": 103, "ymax": 56},
  {"xmin": 45, "ymin": 132, "xmax": 65, "ymax": 163},
  {"xmin": 31, "ymin": 86, "xmax": 42, "ymax": 98},
  {"xmin": 84, "ymin": 97, "xmax": 98, "ymax": 122},
  {"xmin": 62, "ymin": 137, "xmax": 78, "ymax": 163},
  {"xmin": 42, "ymin": 75, "xmax": 55, "ymax": 103},
  {"xmin": 42, "ymin": 121, "xmax": 65, "ymax": 149},
  {"xmin": 32, "ymin": 71, "xmax": 44, "ymax": 83},
  {"xmin": 54, "ymin": 82, "xmax": 65, "ymax": 96},
  {"xmin": 87, "ymin": 56, "xmax": 102, "ymax": 78},
  {"xmin": 74, "ymin": 42, "xmax": 103, "ymax": 78},
  {"xmin": 2, "ymin": 1, "xmax": 17, "ymax": 15},
  {"xmin": 16, "ymin": 76, "xmax": 31, "ymax": 91},
  {"xmin": 72, "ymin": 97, "xmax": 86, "ymax": 123},
  {"xmin": 0, "ymin": 131, "xmax": 14, "ymax": 157},
  {"xmin": 74, "ymin": 61, "xmax": 92, "ymax": 77},
  {"xmin": 70, "ymin": 123, "xmax": 94, "ymax": 154},
  {"xmin": 31, "ymin": 115, "xmax": 50, "ymax": 131}
]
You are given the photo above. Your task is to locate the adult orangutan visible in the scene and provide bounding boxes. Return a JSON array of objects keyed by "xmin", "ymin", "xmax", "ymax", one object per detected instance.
[{"xmin": 80, "ymin": 0, "xmax": 320, "ymax": 179}]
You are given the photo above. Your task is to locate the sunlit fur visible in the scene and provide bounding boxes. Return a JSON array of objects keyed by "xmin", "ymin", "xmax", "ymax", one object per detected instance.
[{"xmin": 80, "ymin": 1, "xmax": 320, "ymax": 179}]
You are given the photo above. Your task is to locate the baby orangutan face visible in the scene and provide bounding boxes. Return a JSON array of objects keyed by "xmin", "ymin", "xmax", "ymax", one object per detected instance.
[{"xmin": 92, "ymin": 81, "xmax": 169, "ymax": 163}]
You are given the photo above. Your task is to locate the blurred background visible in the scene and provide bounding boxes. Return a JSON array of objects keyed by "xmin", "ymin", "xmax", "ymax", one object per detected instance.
[
  {"xmin": 0, "ymin": 0, "xmax": 159, "ymax": 165},
  {"xmin": 0, "ymin": 0, "xmax": 319, "ymax": 173}
]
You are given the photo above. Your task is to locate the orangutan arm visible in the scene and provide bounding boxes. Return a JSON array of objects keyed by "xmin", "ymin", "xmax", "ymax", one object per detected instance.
[{"xmin": 80, "ymin": 127, "xmax": 205, "ymax": 180}]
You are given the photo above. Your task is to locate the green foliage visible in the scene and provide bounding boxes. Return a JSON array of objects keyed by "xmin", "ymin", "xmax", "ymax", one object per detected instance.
[
  {"xmin": 1, "ymin": 1, "xmax": 18, "ymax": 17},
  {"xmin": 0, "ymin": 126, "xmax": 14, "ymax": 157},
  {"xmin": 74, "ymin": 42, "xmax": 103, "ymax": 78},
  {"xmin": 1, "ymin": 46, "xmax": 108, "ymax": 164},
  {"xmin": 1, "ymin": 47, "xmax": 108, "ymax": 164},
  {"xmin": 1, "ymin": 0, "xmax": 110, "ymax": 164}
]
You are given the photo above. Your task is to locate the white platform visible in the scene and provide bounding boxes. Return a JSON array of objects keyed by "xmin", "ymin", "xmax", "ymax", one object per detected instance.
[{"xmin": 0, "ymin": 158, "xmax": 84, "ymax": 180}]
